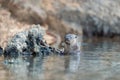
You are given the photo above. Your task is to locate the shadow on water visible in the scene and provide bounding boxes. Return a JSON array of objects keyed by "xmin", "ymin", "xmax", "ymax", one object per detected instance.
[{"xmin": 0, "ymin": 38, "xmax": 120, "ymax": 80}]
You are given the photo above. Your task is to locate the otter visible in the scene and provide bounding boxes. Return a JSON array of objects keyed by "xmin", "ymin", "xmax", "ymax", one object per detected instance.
[
  {"xmin": 61, "ymin": 34, "xmax": 81, "ymax": 72},
  {"xmin": 60, "ymin": 34, "xmax": 81, "ymax": 55}
]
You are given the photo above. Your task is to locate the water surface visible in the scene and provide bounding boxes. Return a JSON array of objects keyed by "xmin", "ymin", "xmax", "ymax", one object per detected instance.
[{"xmin": 0, "ymin": 38, "xmax": 120, "ymax": 80}]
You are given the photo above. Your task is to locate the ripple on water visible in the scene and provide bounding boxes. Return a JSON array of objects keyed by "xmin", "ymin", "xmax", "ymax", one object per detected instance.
[{"xmin": 0, "ymin": 39, "xmax": 120, "ymax": 80}]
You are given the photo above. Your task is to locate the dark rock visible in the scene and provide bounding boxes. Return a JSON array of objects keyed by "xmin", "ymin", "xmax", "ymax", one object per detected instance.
[
  {"xmin": 0, "ymin": 47, "xmax": 3, "ymax": 56},
  {"xmin": 4, "ymin": 24, "xmax": 64, "ymax": 59},
  {"xmin": 4, "ymin": 46, "xmax": 19, "ymax": 59},
  {"xmin": 4, "ymin": 25, "xmax": 45, "ymax": 58}
]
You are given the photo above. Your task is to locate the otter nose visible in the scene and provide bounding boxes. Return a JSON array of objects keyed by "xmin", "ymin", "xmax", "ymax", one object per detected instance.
[
  {"xmin": 65, "ymin": 38, "xmax": 70, "ymax": 41},
  {"xmin": 65, "ymin": 38, "xmax": 71, "ymax": 45}
]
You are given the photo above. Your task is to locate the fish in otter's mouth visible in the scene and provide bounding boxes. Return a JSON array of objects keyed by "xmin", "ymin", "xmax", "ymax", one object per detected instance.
[{"xmin": 65, "ymin": 39, "xmax": 70, "ymax": 45}]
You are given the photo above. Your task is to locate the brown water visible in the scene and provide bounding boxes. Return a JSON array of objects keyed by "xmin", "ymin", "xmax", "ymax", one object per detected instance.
[{"xmin": 0, "ymin": 39, "xmax": 120, "ymax": 80}]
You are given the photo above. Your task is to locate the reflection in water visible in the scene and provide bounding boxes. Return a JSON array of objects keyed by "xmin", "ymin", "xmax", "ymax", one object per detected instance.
[
  {"xmin": 64, "ymin": 52, "xmax": 81, "ymax": 73},
  {"xmin": 0, "ymin": 39, "xmax": 120, "ymax": 80}
]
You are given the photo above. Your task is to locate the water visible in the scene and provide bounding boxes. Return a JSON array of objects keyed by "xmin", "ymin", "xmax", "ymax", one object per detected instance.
[{"xmin": 0, "ymin": 38, "xmax": 120, "ymax": 80}]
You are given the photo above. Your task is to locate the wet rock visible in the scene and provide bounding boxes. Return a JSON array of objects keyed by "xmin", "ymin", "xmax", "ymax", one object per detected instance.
[
  {"xmin": 4, "ymin": 25, "xmax": 45, "ymax": 58},
  {"xmin": 4, "ymin": 46, "xmax": 19, "ymax": 59},
  {"xmin": 0, "ymin": 46, "xmax": 3, "ymax": 56},
  {"xmin": 4, "ymin": 24, "xmax": 63, "ymax": 59}
]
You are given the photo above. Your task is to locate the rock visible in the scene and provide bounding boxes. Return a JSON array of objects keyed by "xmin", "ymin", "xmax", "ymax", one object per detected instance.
[
  {"xmin": 4, "ymin": 24, "xmax": 63, "ymax": 59},
  {"xmin": 4, "ymin": 46, "xmax": 20, "ymax": 59},
  {"xmin": 4, "ymin": 25, "xmax": 45, "ymax": 58},
  {"xmin": 0, "ymin": 47, "xmax": 3, "ymax": 56}
]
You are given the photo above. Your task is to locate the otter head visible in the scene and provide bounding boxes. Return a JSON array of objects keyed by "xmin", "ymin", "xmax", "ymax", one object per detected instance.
[{"xmin": 65, "ymin": 34, "xmax": 78, "ymax": 45}]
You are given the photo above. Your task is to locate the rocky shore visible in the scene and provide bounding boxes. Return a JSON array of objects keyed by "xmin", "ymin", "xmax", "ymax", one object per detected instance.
[{"xmin": 3, "ymin": 25, "xmax": 63, "ymax": 59}]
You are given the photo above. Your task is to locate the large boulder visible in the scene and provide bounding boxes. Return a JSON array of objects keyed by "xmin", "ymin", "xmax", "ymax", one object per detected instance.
[
  {"xmin": 4, "ymin": 25, "xmax": 63, "ymax": 59},
  {"xmin": 4, "ymin": 25, "xmax": 45, "ymax": 58}
]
